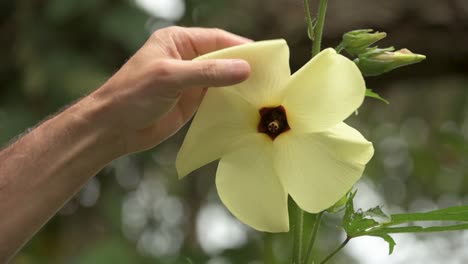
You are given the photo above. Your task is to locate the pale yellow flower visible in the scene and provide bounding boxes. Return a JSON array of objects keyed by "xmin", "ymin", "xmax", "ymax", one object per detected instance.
[{"xmin": 176, "ymin": 40, "xmax": 374, "ymax": 232}]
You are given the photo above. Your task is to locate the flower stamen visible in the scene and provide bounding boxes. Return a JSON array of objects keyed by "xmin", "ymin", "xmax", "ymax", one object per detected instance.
[
  {"xmin": 258, "ymin": 106, "xmax": 290, "ymax": 140},
  {"xmin": 268, "ymin": 121, "xmax": 280, "ymax": 133}
]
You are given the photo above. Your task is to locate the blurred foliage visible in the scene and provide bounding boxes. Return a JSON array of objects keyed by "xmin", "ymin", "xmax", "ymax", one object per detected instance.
[{"xmin": 2, "ymin": 0, "xmax": 468, "ymax": 263}]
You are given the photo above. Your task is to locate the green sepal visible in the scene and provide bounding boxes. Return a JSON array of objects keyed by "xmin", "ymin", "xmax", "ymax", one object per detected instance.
[{"xmin": 342, "ymin": 29, "xmax": 387, "ymax": 56}]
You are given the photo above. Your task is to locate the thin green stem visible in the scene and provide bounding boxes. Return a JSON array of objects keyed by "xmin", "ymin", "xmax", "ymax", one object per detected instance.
[
  {"xmin": 303, "ymin": 0, "xmax": 314, "ymax": 43},
  {"xmin": 304, "ymin": 212, "xmax": 324, "ymax": 264},
  {"xmin": 292, "ymin": 204, "xmax": 305, "ymax": 264},
  {"xmin": 335, "ymin": 42, "xmax": 344, "ymax": 53},
  {"xmin": 312, "ymin": 0, "xmax": 329, "ymax": 57},
  {"xmin": 319, "ymin": 237, "xmax": 351, "ymax": 264}
]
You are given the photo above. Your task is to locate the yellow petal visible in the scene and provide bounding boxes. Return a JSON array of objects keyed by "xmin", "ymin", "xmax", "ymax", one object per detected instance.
[
  {"xmin": 319, "ymin": 122, "xmax": 375, "ymax": 164},
  {"xmin": 176, "ymin": 88, "xmax": 258, "ymax": 177},
  {"xmin": 216, "ymin": 134, "xmax": 289, "ymax": 232},
  {"xmin": 196, "ymin": 39, "xmax": 291, "ymax": 108},
  {"xmin": 282, "ymin": 48, "xmax": 366, "ymax": 133},
  {"xmin": 273, "ymin": 123, "xmax": 374, "ymax": 213}
]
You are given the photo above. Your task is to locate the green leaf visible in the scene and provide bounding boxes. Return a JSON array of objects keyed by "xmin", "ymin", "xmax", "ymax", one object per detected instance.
[
  {"xmin": 390, "ymin": 207, "xmax": 468, "ymax": 224},
  {"xmin": 371, "ymin": 234, "xmax": 396, "ymax": 255},
  {"xmin": 364, "ymin": 206, "xmax": 391, "ymax": 222},
  {"xmin": 342, "ymin": 191, "xmax": 382, "ymax": 236},
  {"xmin": 341, "ymin": 192, "xmax": 468, "ymax": 257},
  {"xmin": 418, "ymin": 205, "xmax": 468, "ymax": 215},
  {"xmin": 342, "ymin": 191, "xmax": 357, "ymax": 229},
  {"xmin": 341, "ymin": 192, "xmax": 396, "ymax": 254},
  {"xmin": 368, "ymin": 223, "xmax": 468, "ymax": 235},
  {"xmin": 366, "ymin": 89, "xmax": 389, "ymax": 104}
]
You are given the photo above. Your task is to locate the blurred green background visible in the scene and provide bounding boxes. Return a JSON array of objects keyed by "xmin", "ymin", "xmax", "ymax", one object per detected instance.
[{"xmin": 2, "ymin": 0, "xmax": 468, "ymax": 263}]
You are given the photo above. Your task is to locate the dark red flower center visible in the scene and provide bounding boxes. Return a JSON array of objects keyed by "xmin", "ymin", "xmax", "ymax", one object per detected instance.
[{"xmin": 258, "ymin": 106, "xmax": 290, "ymax": 140}]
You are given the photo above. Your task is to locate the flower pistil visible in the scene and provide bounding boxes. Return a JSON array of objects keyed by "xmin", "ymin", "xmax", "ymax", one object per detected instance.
[{"xmin": 258, "ymin": 106, "xmax": 290, "ymax": 140}]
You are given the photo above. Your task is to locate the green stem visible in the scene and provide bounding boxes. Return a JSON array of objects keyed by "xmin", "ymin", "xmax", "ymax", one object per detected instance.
[
  {"xmin": 304, "ymin": 211, "xmax": 324, "ymax": 264},
  {"xmin": 319, "ymin": 237, "xmax": 351, "ymax": 264},
  {"xmin": 335, "ymin": 42, "xmax": 344, "ymax": 53},
  {"xmin": 264, "ymin": 233, "xmax": 277, "ymax": 264},
  {"xmin": 303, "ymin": 0, "xmax": 314, "ymax": 42},
  {"xmin": 312, "ymin": 0, "xmax": 329, "ymax": 57},
  {"xmin": 294, "ymin": 1, "xmax": 330, "ymax": 263},
  {"xmin": 292, "ymin": 203, "xmax": 305, "ymax": 264}
]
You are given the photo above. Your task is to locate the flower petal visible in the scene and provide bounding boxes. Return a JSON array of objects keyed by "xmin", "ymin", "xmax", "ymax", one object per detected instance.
[
  {"xmin": 216, "ymin": 134, "xmax": 289, "ymax": 232},
  {"xmin": 319, "ymin": 122, "xmax": 375, "ymax": 165},
  {"xmin": 196, "ymin": 39, "xmax": 291, "ymax": 108},
  {"xmin": 176, "ymin": 88, "xmax": 258, "ymax": 178},
  {"xmin": 282, "ymin": 48, "xmax": 366, "ymax": 133},
  {"xmin": 273, "ymin": 122, "xmax": 374, "ymax": 213}
]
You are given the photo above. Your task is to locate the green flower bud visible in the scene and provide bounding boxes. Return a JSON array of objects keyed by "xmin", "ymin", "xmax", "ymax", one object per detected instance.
[
  {"xmin": 342, "ymin": 29, "xmax": 387, "ymax": 56},
  {"xmin": 355, "ymin": 48, "xmax": 426, "ymax": 76}
]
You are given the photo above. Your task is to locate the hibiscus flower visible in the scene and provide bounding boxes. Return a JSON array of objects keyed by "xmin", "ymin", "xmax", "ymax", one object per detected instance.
[{"xmin": 176, "ymin": 40, "xmax": 374, "ymax": 232}]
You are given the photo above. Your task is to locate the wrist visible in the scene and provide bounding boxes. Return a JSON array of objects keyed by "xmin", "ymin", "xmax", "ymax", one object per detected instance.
[{"xmin": 65, "ymin": 94, "xmax": 126, "ymax": 161}]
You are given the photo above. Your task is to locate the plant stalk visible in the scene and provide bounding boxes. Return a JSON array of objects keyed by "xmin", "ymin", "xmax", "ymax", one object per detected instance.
[
  {"xmin": 292, "ymin": 1, "xmax": 330, "ymax": 263},
  {"xmin": 264, "ymin": 233, "xmax": 277, "ymax": 264},
  {"xmin": 312, "ymin": 0, "xmax": 329, "ymax": 57},
  {"xmin": 292, "ymin": 204, "xmax": 305, "ymax": 264},
  {"xmin": 304, "ymin": 211, "xmax": 324, "ymax": 264},
  {"xmin": 320, "ymin": 237, "xmax": 351, "ymax": 264}
]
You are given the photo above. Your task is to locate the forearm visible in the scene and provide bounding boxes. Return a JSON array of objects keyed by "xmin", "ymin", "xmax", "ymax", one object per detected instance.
[
  {"xmin": 0, "ymin": 95, "xmax": 121, "ymax": 262},
  {"xmin": 0, "ymin": 26, "xmax": 251, "ymax": 262}
]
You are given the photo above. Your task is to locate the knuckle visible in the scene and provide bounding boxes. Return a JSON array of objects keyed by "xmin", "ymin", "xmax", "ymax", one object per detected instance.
[
  {"xmin": 210, "ymin": 27, "xmax": 230, "ymax": 48},
  {"xmin": 164, "ymin": 26, "xmax": 184, "ymax": 36},
  {"xmin": 149, "ymin": 59, "xmax": 174, "ymax": 78},
  {"xmin": 211, "ymin": 27, "xmax": 227, "ymax": 40},
  {"xmin": 150, "ymin": 27, "xmax": 186, "ymax": 59},
  {"xmin": 151, "ymin": 26, "xmax": 183, "ymax": 39},
  {"xmin": 166, "ymin": 25, "xmax": 184, "ymax": 32},
  {"xmin": 150, "ymin": 28, "xmax": 163, "ymax": 39},
  {"xmin": 211, "ymin": 27, "xmax": 225, "ymax": 34}
]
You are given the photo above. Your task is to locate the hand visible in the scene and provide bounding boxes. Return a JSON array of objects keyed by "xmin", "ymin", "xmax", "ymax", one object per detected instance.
[
  {"xmin": 0, "ymin": 27, "xmax": 251, "ymax": 261},
  {"xmin": 89, "ymin": 26, "xmax": 251, "ymax": 154}
]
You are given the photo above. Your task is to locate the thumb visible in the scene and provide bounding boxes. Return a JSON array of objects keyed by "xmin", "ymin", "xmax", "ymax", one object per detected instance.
[{"xmin": 170, "ymin": 59, "xmax": 251, "ymax": 89}]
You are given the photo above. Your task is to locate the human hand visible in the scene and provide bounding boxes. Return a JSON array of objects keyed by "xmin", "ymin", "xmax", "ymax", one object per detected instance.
[{"xmin": 88, "ymin": 26, "xmax": 251, "ymax": 155}]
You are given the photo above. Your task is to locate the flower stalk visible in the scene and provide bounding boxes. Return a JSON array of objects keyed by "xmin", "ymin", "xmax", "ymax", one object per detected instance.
[
  {"xmin": 292, "ymin": 0, "xmax": 331, "ymax": 263},
  {"xmin": 292, "ymin": 202, "xmax": 305, "ymax": 264},
  {"xmin": 304, "ymin": 211, "xmax": 324, "ymax": 264},
  {"xmin": 264, "ymin": 233, "xmax": 277, "ymax": 264}
]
